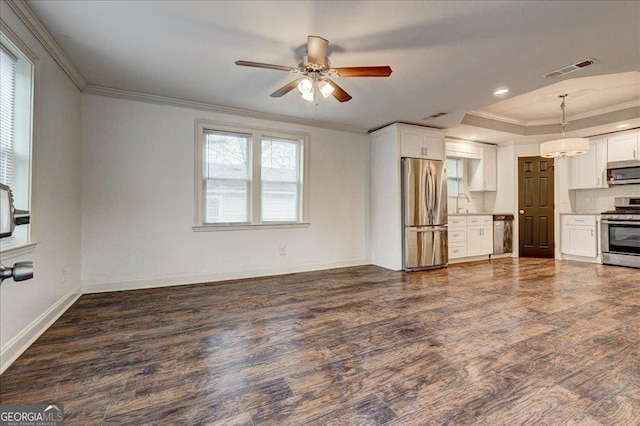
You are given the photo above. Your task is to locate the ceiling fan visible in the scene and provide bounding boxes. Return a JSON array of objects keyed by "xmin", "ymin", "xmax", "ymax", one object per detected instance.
[{"xmin": 235, "ymin": 35, "xmax": 392, "ymax": 103}]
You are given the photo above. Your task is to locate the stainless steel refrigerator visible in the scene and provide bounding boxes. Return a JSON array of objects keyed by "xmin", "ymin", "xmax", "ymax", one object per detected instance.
[{"xmin": 401, "ymin": 158, "xmax": 448, "ymax": 271}]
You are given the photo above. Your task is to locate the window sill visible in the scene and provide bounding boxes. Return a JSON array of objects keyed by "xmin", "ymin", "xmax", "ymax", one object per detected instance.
[
  {"xmin": 193, "ymin": 222, "xmax": 310, "ymax": 232},
  {"xmin": 0, "ymin": 241, "xmax": 38, "ymax": 260}
]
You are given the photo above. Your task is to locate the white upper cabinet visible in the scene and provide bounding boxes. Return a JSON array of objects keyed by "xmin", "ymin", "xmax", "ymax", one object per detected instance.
[
  {"xmin": 400, "ymin": 127, "xmax": 425, "ymax": 158},
  {"xmin": 445, "ymin": 140, "xmax": 481, "ymax": 159},
  {"xmin": 607, "ymin": 131, "xmax": 639, "ymax": 162},
  {"xmin": 400, "ymin": 125, "xmax": 445, "ymax": 160},
  {"xmin": 467, "ymin": 146, "xmax": 497, "ymax": 191},
  {"xmin": 569, "ymin": 137, "xmax": 608, "ymax": 189}
]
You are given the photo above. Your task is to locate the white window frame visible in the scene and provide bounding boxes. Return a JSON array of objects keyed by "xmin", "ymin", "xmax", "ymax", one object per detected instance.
[
  {"xmin": 202, "ymin": 129, "xmax": 252, "ymax": 225},
  {"xmin": 194, "ymin": 119, "xmax": 310, "ymax": 231},
  {"xmin": 446, "ymin": 157, "xmax": 465, "ymax": 197},
  {"xmin": 0, "ymin": 22, "xmax": 39, "ymax": 259}
]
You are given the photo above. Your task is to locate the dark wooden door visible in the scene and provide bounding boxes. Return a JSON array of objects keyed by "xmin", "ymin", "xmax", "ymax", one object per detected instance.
[{"xmin": 518, "ymin": 156, "xmax": 555, "ymax": 258}]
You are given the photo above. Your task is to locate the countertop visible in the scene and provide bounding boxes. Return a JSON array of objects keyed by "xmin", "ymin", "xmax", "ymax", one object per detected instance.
[
  {"xmin": 559, "ymin": 212, "xmax": 601, "ymax": 215},
  {"xmin": 449, "ymin": 212, "xmax": 514, "ymax": 216}
]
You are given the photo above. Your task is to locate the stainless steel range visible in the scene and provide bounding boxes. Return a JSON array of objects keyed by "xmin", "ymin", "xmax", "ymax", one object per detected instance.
[{"xmin": 601, "ymin": 197, "xmax": 640, "ymax": 268}]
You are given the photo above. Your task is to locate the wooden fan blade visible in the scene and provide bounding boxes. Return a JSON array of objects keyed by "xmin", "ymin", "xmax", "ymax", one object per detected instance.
[
  {"xmin": 307, "ymin": 35, "xmax": 328, "ymax": 65},
  {"xmin": 235, "ymin": 60, "xmax": 295, "ymax": 72},
  {"xmin": 334, "ymin": 66, "xmax": 392, "ymax": 77},
  {"xmin": 270, "ymin": 79, "xmax": 301, "ymax": 98},
  {"xmin": 328, "ymin": 80, "xmax": 352, "ymax": 102}
]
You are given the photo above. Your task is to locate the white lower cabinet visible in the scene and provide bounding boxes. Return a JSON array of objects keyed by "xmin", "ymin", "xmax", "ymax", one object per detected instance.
[
  {"xmin": 561, "ymin": 214, "xmax": 599, "ymax": 261},
  {"xmin": 448, "ymin": 215, "xmax": 493, "ymax": 261},
  {"xmin": 467, "ymin": 216, "xmax": 493, "ymax": 256},
  {"xmin": 448, "ymin": 216, "xmax": 467, "ymax": 259}
]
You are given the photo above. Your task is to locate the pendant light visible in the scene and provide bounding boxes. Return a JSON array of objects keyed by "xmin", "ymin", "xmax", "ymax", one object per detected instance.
[{"xmin": 540, "ymin": 94, "xmax": 589, "ymax": 159}]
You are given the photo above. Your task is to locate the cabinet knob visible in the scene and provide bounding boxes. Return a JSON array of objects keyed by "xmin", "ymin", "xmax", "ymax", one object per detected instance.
[{"xmin": 519, "ymin": 210, "xmax": 525, "ymax": 214}]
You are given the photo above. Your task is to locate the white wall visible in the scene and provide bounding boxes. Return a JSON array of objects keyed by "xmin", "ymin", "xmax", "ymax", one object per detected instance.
[
  {"xmin": 0, "ymin": 5, "xmax": 82, "ymax": 372},
  {"xmin": 81, "ymin": 94, "xmax": 370, "ymax": 291}
]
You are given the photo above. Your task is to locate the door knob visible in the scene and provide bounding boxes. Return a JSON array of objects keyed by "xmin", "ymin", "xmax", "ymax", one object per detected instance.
[{"xmin": 519, "ymin": 210, "xmax": 525, "ymax": 214}]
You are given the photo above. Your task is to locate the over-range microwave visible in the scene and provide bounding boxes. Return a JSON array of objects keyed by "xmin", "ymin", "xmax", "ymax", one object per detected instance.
[{"xmin": 607, "ymin": 160, "xmax": 640, "ymax": 185}]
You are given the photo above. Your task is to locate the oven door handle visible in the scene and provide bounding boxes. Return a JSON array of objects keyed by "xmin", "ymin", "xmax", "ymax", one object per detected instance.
[{"xmin": 601, "ymin": 220, "xmax": 640, "ymax": 226}]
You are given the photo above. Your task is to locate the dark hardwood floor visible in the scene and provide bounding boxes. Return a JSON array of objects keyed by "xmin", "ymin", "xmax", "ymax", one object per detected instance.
[{"xmin": 1, "ymin": 258, "xmax": 639, "ymax": 425}]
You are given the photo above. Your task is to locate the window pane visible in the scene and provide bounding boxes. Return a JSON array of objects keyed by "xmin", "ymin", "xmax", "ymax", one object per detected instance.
[
  {"xmin": 261, "ymin": 138, "xmax": 299, "ymax": 182},
  {"xmin": 204, "ymin": 179, "xmax": 248, "ymax": 223},
  {"xmin": 261, "ymin": 137, "xmax": 300, "ymax": 222},
  {"xmin": 446, "ymin": 158, "xmax": 462, "ymax": 179},
  {"xmin": 0, "ymin": 45, "xmax": 16, "ymax": 188},
  {"xmin": 447, "ymin": 178, "xmax": 460, "ymax": 197},
  {"xmin": 262, "ymin": 181, "xmax": 298, "ymax": 222},
  {"xmin": 204, "ymin": 131, "xmax": 250, "ymax": 179}
]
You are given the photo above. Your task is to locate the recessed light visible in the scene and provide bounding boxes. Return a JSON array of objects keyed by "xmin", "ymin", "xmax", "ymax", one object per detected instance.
[
  {"xmin": 616, "ymin": 123, "xmax": 630, "ymax": 129},
  {"xmin": 493, "ymin": 88, "xmax": 509, "ymax": 96},
  {"xmin": 468, "ymin": 136, "xmax": 477, "ymax": 140}
]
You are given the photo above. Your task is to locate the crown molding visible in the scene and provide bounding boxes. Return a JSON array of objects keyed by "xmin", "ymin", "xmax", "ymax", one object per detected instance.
[
  {"xmin": 525, "ymin": 99, "xmax": 640, "ymax": 126},
  {"xmin": 5, "ymin": 0, "xmax": 86, "ymax": 90},
  {"xmin": 466, "ymin": 111, "xmax": 527, "ymax": 126},
  {"xmin": 83, "ymin": 85, "xmax": 368, "ymax": 134},
  {"xmin": 469, "ymin": 99, "xmax": 640, "ymax": 128}
]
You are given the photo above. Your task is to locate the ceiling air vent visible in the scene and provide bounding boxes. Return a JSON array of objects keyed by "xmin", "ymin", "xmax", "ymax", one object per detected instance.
[
  {"xmin": 424, "ymin": 112, "xmax": 449, "ymax": 120},
  {"xmin": 542, "ymin": 58, "xmax": 598, "ymax": 79}
]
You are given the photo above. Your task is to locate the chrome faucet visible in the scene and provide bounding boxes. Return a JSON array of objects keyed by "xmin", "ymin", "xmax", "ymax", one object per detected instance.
[{"xmin": 456, "ymin": 193, "xmax": 470, "ymax": 213}]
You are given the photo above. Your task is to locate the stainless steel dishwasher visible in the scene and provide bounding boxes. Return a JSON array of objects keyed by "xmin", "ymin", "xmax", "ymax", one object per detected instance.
[{"xmin": 493, "ymin": 214, "xmax": 514, "ymax": 256}]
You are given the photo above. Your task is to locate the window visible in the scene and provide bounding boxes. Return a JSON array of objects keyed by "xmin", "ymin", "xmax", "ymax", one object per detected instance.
[
  {"xmin": 261, "ymin": 137, "xmax": 301, "ymax": 222},
  {"xmin": 447, "ymin": 157, "xmax": 464, "ymax": 196},
  {"xmin": 195, "ymin": 120, "xmax": 309, "ymax": 230},
  {"xmin": 0, "ymin": 29, "xmax": 36, "ymax": 251},
  {"xmin": 0, "ymin": 45, "xmax": 16, "ymax": 188},
  {"xmin": 203, "ymin": 131, "xmax": 250, "ymax": 224}
]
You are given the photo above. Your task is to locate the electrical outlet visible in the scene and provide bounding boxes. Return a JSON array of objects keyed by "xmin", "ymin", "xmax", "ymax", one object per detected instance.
[
  {"xmin": 278, "ymin": 246, "xmax": 286, "ymax": 256},
  {"xmin": 61, "ymin": 267, "xmax": 67, "ymax": 283}
]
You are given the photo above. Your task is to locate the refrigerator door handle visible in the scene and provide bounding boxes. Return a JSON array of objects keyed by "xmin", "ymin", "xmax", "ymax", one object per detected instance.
[
  {"xmin": 423, "ymin": 163, "xmax": 430, "ymax": 222},
  {"xmin": 426, "ymin": 165, "xmax": 434, "ymax": 222}
]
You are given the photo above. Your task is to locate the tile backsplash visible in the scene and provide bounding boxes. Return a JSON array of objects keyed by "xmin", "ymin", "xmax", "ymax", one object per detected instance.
[
  {"xmin": 574, "ymin": 185, "xmax": 640, "ymax": 212},
  {"xmin": 448, "ymin": 191, "xmax": 485, "ymax": 213}
]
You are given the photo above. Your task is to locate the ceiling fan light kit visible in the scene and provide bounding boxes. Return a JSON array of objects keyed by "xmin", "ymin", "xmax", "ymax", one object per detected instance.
[
  {"xmin": 295, "ymin": 74, "xmax": 334, "ymax": 102},
  {"xmin": 301, "ymin": 87, "xmax": 315, "ymax": 102},
  {"xmin": 235, "ymin": 35, "xmax": 392, "ymax": 103},
  {"xmin": 297, "ymin": 78, "xmax": 313, "ymax": 94},
  {"xmin": 540, "ymin": 93, "xmax": 589, "ymax": 159},
  {"xmin": 318, "ymin": 80, "xmax": 334, "ymax": 98}
]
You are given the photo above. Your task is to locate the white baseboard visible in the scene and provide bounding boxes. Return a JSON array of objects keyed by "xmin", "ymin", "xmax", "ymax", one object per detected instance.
[
  {"xmin": 1, "ymin": 284, "xmax": 81, "ymax": 374},
  {"xmin": 561, "ymin": 254, "xmax": 601, "ymax": 264},
  {"xmin": 82, "ymin": 258, "xmax": 370, "ymax": 293}
]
